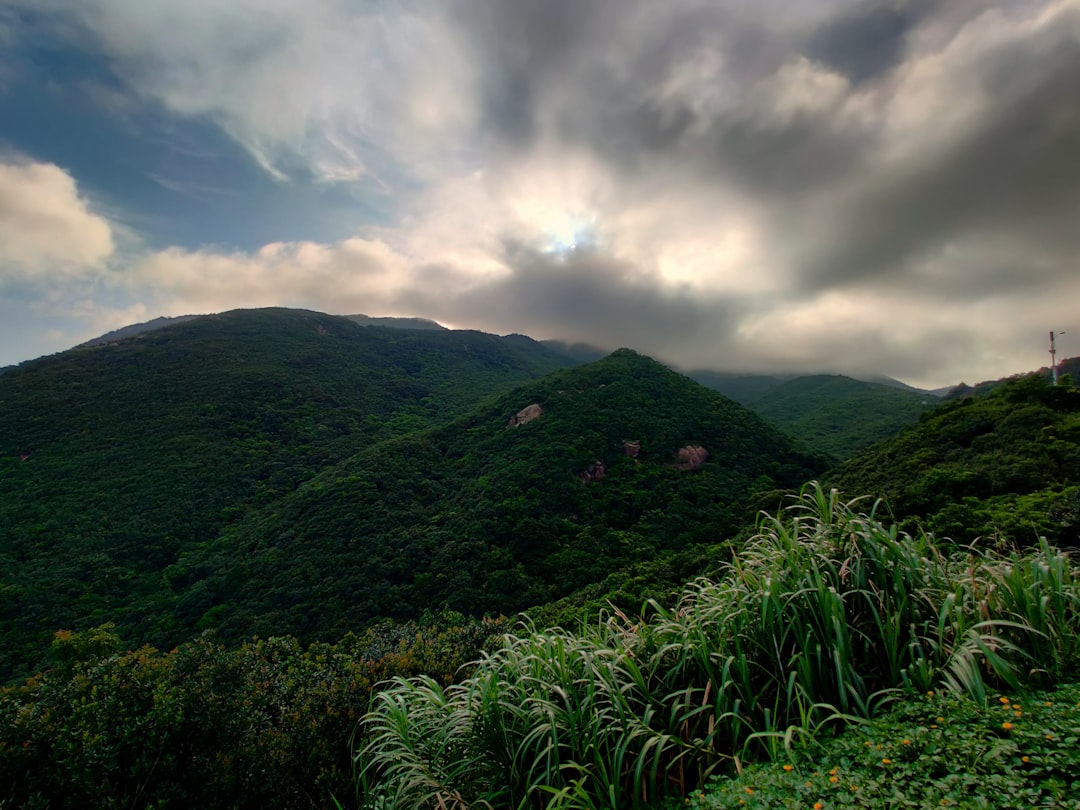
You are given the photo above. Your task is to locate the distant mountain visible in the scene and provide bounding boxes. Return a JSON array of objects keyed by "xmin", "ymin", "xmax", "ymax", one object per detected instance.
[
  {"xmin": 749, "ymin": 374, "xmax": 938, "ymax": 459},
  {"xmin": 344, "ymin": 313, "xmax": 447, "ymax": 330},
  {"xmin": 686, "ymin": 371, "xmax": 937, "ymax": 459},
  {"xmin": 831, "ymin": 373, "xmax": 1080, "ymax": 548},
  {"xmin": 0, "ymin": 307, "xmax": 576, "ymax": 680},
  {"xmin": 77, "ymin": 312, "xmax": 450, "ymax": 351},
  {"xmin": 685, "ymin": 370, "xmax": 799, "ymax": 406},
  {"xmin": 76, "ymin": 314, "xmax": 204, "ymax": 347},
  {"xmin": 165, "ymin": 349, "xmax": 823, "ymax": 645},
  {"xmin": 540, "ymin": 339, "xmax": 610, "ymax": 363},
  {"xmin": 944, "ymin": 356, "xmax": 1080, "ymax": 399},
  {"xmin": 867, "ymin": 373, "xmax": 947, "ymax": 396}
]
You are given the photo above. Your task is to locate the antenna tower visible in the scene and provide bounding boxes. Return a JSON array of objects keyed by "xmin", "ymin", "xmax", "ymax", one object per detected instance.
[{"xmin": 1050, "ymin": 330, "xmax": 1061, "ymax": 385}]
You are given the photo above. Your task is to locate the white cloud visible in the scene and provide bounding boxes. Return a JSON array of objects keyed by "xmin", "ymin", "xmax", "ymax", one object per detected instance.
[
  {"xmin": 38, "ymin": 0, "xmax": 477, "ymax": 185},
  {"xmin": 123, "ymin": 237, "xmax": 414, "ymax": 316},
  {"xmin": 0, "ymin": 159, "xmax": 115, "ymax": 277}
]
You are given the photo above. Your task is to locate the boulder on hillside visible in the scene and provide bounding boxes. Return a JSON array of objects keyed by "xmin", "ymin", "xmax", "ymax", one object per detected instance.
[
  {"xmin": 674, "ymin": 445, "xmax": 708, "ymax": 471},
  {"xmin": 580, "ymin": 460, "xmax": 606, "ymax": 482},
  {"xmin": 508, "ymin": 403, "xmax": 543, "ymax": 427}
]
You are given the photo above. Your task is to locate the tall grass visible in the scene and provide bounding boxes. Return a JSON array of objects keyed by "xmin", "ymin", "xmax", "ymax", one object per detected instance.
[{"xmin": 355, "ymin": 484, "xmax": 1080, "ymax": 809}]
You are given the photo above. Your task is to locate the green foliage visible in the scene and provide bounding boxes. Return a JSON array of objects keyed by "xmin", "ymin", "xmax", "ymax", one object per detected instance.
[
  {"xmin": 678, "ymin": 682, "xmax": 1080, "ymax": 809},
  {"xmin": 355, "ymin": 486, "xmax": 1080, "ymax": 809},
  {"xmin": 161, "ymin": 349, "xmax": 819, "ymax": 649},
  {"xmin": 747, "ymin": 374, "xmax": 937, "ymax": 460},
  {"xmin": 831, "ymin": 374, "xmax": 1080, "ymax": 547},
  {"xmin": 0, "ymin": 308, "xmax": 575, "ymax": 681},
  {"xmin": 0, "ymin": 614, "xmax": 508, "ymax": 809}
]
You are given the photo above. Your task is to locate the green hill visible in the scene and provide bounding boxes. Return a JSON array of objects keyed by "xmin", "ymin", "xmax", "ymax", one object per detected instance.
[
  {"xmin": 750, "ymin": 374, "xmax": 938, "ymax": 459},
  {"xmin": 830, "ymin": 374, "xmax": 1080, "ymax": 546},
  {"xmin": 162, "ymin": 349, "xmax": 822, "ymax": 646},
  {"xmin": 688, "ymin": 371, "xmax": 939, "ymax": 460},
  {"xmin": 0, "ymin": 308, "xmax": 576, "ymax": 680}
]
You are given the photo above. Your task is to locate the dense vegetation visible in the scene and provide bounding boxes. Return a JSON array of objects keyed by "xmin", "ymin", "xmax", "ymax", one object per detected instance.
[
  {"xmin": 355, "ymin": 486, "xmax": 1080, "ymax": 808},
  {"xmin": 748, "ymin": 374, "xmax": 937, "ymax": 459},
  {"xmin": 5, "ymin": 310, "xmax": 1080, "ymax": 809},
  {"xmin": 0, "ymin": 613, "xmax": 508, "ymax": 809},
  {"xmin": 0, "ymin": 308, "xmax": 576, "ymax": 680},
  {"xmin": 832, "ymin": 374, "xmax": 1080, "ymax": 548},
  {"xmin": 680, "ymin": 682, "xmax": 1080, "ymax": 809},
  {"xmin": 690, "ymin": 372, "xmax": 939, "ymax": 460},
  {"xmin": 159, "ymin": 349, "xmax": 819, "ymax": 646}
]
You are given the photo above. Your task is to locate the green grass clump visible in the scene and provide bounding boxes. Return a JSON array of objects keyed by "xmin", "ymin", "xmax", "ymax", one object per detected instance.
[
  {"xmin": 355, "ymin": 483, "xmax": 1080, "ymax": 809},
  {"xmin": 677, "ymin": 682, "xmax": 1080, "ymax": 809}
]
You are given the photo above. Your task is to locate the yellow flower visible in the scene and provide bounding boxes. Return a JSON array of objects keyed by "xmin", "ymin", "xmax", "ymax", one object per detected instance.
[
  {"xmin": 783, "ymin": 764, "xmax": 794, "ymax": 772},
  {"xmin": 1022, "ymin": 756, "xmax": 1030, "ymax": 763},
  {"xmin": 882, "ymin": 758, "xmax": 892, "ymax": 765},
  {"xmin": 927, "ymin": 690, "xmax": 934, "ymax": 697},
  {"xmin": 936, "ymin": 716, "xmax": 945, "ymax": 723},
  {"xmin": 829, "ymin": 768, "xmax": 838, "ymax": 775},
  {"xmin": 902, "ymin": 739, "xmax": 911, "ymax": 745},
  {"xmin": 746, "ymin": 787, "xmax": 754, "ymax": 794},
  {"xmin": 814, "ymin": 804, "xmax": 824, "ymax": 810},
  {"xmin": 1002, "ymin": 722, "xmax": 1014, "ymax": 730},
  {"xmin": 830, "ymin": 776, "xmax": 839, "ymax": 783},
  {"xmin": 999, "ymin": 696, "xmax": 1010, "ymax": 704}
]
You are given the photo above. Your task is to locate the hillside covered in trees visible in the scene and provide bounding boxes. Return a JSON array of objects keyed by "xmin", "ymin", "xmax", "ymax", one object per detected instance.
[
  {"xmin": 0, "ymin": 308, "xmax": 578, "ymax": 678},
  {"xmin": 831, "ymin": 373, "xmax": 1080, "ymax": 547},
  {"xmin": 0, "ymin": 313, "xmax": 819, "ymax": 681},
  {"xmin": 3, "ymin": 309, "xmax": 1080, "ymax": 809}
]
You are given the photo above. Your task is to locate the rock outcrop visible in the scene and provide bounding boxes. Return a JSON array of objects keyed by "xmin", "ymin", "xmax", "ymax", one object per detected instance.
[
  {"xmin": 507, "ymin": 403, "xmax": 543, "ymax": 427},
  {"xmin": 674, "ymin": 445, "xmax": 709, "ymax": 470},
  {"xmin": 580, "ymin": 460, "xmax": 607, "ymax": 482}
]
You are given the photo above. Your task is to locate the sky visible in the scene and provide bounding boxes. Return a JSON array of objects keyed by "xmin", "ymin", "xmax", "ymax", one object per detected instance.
[{"xmin": 0, "ymin": 0, "xmax": 1077, "ymax": 388}]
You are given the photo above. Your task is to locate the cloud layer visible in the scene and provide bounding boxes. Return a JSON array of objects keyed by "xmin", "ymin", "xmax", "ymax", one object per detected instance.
[{"xmin": 2, "ymin": 0, "xmax": 1079, "ymax": 386}]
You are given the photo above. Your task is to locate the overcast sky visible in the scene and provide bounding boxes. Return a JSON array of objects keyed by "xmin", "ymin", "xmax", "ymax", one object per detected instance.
[{"xmin": 0, "ymin": 0, "xmax": 1077, "ymax": 387}]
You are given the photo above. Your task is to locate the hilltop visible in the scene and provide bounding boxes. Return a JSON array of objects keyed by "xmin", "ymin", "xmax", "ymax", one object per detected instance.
[{"xmin": 0, "ymin": 308, "xmax": 576, "ymax": 679}]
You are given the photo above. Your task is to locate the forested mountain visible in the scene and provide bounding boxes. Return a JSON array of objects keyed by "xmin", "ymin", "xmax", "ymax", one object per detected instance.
[
  {"xmin": 689, "ymin": 371, "xmax": 938, "ymax": 459},
  {"xmin": 685, "ymin": 370, "xmax": 800, "ymax": 404},
  {"xmin": 0, "ymin": 308, "xmax": 577, "ymax": 679},
  {"xmin": 749, "ymin": 374, "xmax": 937, "ymax": 459},
  {"xmin": 100, "ymin": 350, "xmax": 822, "ymax": 656},
  {"xmin": 944, "ymin": 355, "xmax": 1080, "ymax": 399},
  {"xmin": 5, "ymin": 316, "xmax": 1080, "ymax": 810},
  {"xmin": 831, "ymin": 374, "xmax": 1080, "ymax": 547}
]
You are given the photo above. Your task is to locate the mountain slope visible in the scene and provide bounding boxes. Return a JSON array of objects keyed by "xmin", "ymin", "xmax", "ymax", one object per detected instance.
[
  {"xmin": 750, "ymin": 374, "xmax": 937, "ymax": 459},
  {"xmin": 0, "ymin": 308, "xmax": 576, "ymax": 680},
  {"xmin": 830, "ymin": 374, "xmax": 1080, "ymax": 547},
  {"xmin": 166, "ymin": 350, "xmax": 823, "ymax": 645}
]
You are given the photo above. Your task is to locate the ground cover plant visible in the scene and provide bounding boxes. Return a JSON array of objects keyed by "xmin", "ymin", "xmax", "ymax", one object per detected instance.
[
  {"xmin": 356, "ymin": 484, "xmax": 1080, "ymax": 809},
  {"xmin": 677, "ymin": 682, "xmax": 1080, "ymax": 808}
]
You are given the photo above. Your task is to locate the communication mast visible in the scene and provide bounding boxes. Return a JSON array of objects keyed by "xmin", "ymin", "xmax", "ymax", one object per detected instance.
[{"xmin": 1049, "ymin": 330, "xmax": 1065, "ymax": 385}]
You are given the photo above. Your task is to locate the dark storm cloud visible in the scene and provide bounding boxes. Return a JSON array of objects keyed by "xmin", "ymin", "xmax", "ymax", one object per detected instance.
[
  {"xmin": 403, "ymin": 241, "xmax": 734, "ymax": 355},
  {"xmin": 451, "ymin": 0, "xmax": 611, "ymax": 147},
  {"xmin": 455, "ymin": 0, "xmax": 868, "ymax": 196},
  {"xmin": 798, "ymin": 10, "xmax": 1080, "ymax": 296},
  {"xmin": 805, "ymin": 0, "xmax": 938, "ymax": 84}
]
